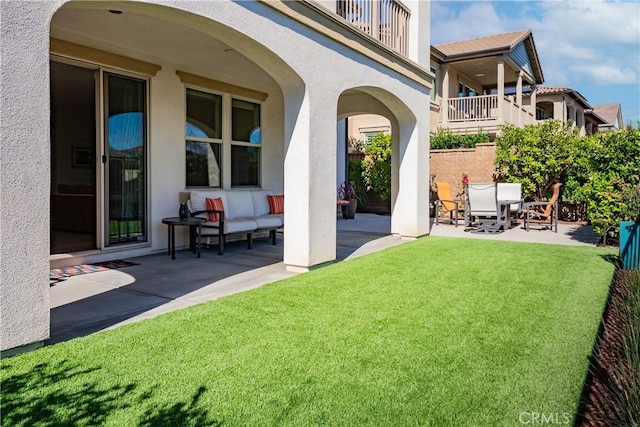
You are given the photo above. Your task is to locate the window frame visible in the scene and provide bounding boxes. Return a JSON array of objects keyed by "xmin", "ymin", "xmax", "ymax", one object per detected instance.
[
  {"xmin": 184, "ymin": 86, "xmax": 224, "ymax": 188},
  {"xmin": 183, "ymin": 88, "xmax": 264, "ymax": 189},
  {"xmin": 230, "ymin": 96, "xmax": 262, "ymax": 188}
]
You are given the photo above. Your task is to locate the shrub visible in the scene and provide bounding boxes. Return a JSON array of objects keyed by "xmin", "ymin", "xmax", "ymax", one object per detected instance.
[
  {"xmin": 574, "ymin": 127, "xmax": 640, "ymax": 240},
  {"xmin": 430, "ymin": 127, "xmax": 489, "ymax": 149},
  {"xmin": 363, "ymin": 132, "xmax": 392, "ymax": 201},
  {"xmin": 494, "ymin": 120, "xmax": 579, "ymax": 201},
  {"xmin": 347, "ymin": 159, "xmax": 369, "ymax": 207}
]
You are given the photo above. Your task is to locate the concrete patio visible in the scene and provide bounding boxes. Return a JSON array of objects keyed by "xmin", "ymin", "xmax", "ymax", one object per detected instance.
[{"xmin": 47, "ymin": 214, "xmax": 600, "ymax": 345}]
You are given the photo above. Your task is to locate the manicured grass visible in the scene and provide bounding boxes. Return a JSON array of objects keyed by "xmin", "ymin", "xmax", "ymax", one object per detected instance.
[{"xmin": 2, "ymin": 237, "xmax": 615, "ymax": 426}]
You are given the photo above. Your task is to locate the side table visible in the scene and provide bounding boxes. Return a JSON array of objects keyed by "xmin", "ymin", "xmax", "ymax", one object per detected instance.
[{"xmin": 162, "ymin": 217, "xmax": 205, "ymax": 259}]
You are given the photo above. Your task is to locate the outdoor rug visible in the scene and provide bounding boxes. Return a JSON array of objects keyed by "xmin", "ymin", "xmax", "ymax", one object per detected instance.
[{"xmin": 50, "ymin": 260, "xmax": 138, "ymax": 285}]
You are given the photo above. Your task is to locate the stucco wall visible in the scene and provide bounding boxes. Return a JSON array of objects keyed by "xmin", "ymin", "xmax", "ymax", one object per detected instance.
[
  {"xmin": 1, "ymin": 1, "xmax": 58, "ymax": 352},
  {"xmin": 1, "ymin": 0, "xmax": 431, "ymax": 351},
  {"xmin": 430, "ymin": 143, "xmax": 497, "ymax": 198}
]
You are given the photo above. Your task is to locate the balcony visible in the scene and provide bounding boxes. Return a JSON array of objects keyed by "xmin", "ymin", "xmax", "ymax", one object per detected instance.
[
  {"xmin": 443, "ymin": 95, "xmax": 536, "ymax": 133},
  {"xmin": 336, "ymin": 0, "xmax": 410, "ymax": 55}
]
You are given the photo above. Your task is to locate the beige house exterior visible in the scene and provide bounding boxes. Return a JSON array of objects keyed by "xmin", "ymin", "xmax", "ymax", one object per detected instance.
[
  {"xmin": 431, "ymin": 30, "xmax": 544, "ymax": 139},
  {"xmin": 1, "ymin": 0, "xmax": 433, "ymax": 354},
  {"xmin": 533, "ymin": 86, "xmax": 593, "ymax": 136}
]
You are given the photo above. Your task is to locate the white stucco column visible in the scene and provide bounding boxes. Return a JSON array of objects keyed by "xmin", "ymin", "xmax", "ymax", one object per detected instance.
[
  {"xmin": 336, "ymin": 119, "xmax": 347, "ymax": 188},
  {"xmin": 554, "ymin": 97, "xmax": 566, "ymax": 121},
  {"xmin": 530, "ymin": 84, "xmax": 537, "ymax": 120},
  {"xmin": 497, "ymin": 58, "xmax": 505, "ymax": 123},
  {"xmin": 441, "ymin": 64, "xmax": 449, "ymax": 124},
  {"xmin": 516, "ymin": 70, "xmax": 523, "ymax": 122},
  {"xmin": 391, "ymin": 104, "xmax": 429, "ymax": 238},
  {"xmin": 568, "ymin": 101, "xmax": 576, "ymax": 125},
  {"xmin": 577, "ymin": 108, "xmax": 585, "ymax": 136},
  {"xmin": 283, "ymin": 87, "xmax": 338, "ymax": 271},
  {"xmin": 406, "ymin": 0, "xmax": 430, "ymax": 68},
  {"xmin": 1, "ymin": 1, "xmax": 54, "ymax": 352}
]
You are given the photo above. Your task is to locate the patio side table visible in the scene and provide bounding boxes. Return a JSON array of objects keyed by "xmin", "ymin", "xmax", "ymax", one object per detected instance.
[{"xmin": 162, "ymin": 217, "xmax": 205, "ymax": 260}]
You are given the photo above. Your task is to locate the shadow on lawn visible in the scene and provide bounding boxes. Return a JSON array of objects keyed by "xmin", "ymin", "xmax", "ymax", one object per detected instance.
[
  {"xmin": 1, "ymin": 359, "xmax": 221, "ymax": 426},
  {"xmin": 139, "ymin": 385, "xmax": 222, "ymax": 427}
]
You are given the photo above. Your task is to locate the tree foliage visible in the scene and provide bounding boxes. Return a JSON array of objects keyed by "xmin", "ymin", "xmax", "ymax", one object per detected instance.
[
  {"xmin": 495, "ymin": 120, "xmax": 640, "ymax": 242},
  {"xmin": 567, "ymin": 126, "xmax": 640, "ymax": 240},
  {"xmin": 494, "ymin": 120, "xmax": 579, "ymax": 201},
  {"xmin": 363, "ymin": 132, "xmax": 392, "ymax": 201}
]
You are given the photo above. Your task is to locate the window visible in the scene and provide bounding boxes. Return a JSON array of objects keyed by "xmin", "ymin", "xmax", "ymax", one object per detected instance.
[
  {"xmin": 430, "ymin": 67, "xmax": 437, "ymax": 102},
  {"xmin": 458, "ymin": 82, "xmax": 476, "ymax": 98},
  {"xmin": 231, "ymin": 98, "xmax": 261, "ymax": 187},
  {"xmin": 185, "ymin": 89, "xmax": 222, "ymax": 187}
]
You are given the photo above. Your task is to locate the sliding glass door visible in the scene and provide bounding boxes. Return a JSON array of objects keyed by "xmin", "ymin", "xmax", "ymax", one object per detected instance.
[
  {"xmin": 50, "ymin": 61, "xmax": 98, "ymax": 254},
  {"xmin": 104, "ymin": 73, "xmax": 147, "ymax": 245}
]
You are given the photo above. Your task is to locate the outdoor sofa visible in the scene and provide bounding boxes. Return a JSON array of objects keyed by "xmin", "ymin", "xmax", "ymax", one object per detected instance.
[{"xmin": 180, "ymin": 190, "xmax": 283, "ymax": 255}]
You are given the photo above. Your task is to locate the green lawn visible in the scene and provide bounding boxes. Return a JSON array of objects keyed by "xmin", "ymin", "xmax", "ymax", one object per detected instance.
[{"xmin": 2, "ymin": 237, "xmax": 615, "ymax": 426}]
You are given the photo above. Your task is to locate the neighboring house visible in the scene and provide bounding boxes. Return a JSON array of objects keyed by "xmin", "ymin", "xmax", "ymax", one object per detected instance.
[
  {"xmin": 584, "ymin": 109, "xmax": 607, "ymax": 136},
  {"xmin": 533, "ymin": 86, "xmax": 593, "ymax": 136},
  {"xmin": 431, "ymin": 29, "xmax": 545, "ymax": 139},
  {"xmin": 1, "ymin": 0, "xmax": 432, "ymax": 354},
  {"xmin": 347, "ymin": 115, "xmax": 391, "ymax": 146},
  {"xmin": 592, "ymin": 103, "xmax": 625, "ymax": 132}
]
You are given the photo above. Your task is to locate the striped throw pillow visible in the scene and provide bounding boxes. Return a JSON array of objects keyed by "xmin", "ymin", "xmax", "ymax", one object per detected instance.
[
  {"xmin": 267, "ymin": 194, "xmax": 284, "ymax": 214},
  {"xmin": 205, "ymin": 197, "xmax": 225, "ymax": 222}
]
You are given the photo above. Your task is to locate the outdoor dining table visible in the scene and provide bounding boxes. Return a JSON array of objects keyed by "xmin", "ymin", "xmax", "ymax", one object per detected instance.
[{"xmin": 498, "ymin": 199, "xmax": 524, "ymax": 229}]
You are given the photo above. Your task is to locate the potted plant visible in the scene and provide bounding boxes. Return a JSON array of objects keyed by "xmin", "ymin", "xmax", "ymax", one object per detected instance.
[
  {"xmin": 620, "ymin": 184, "xmax": 640, "ymax": 269},
  {"xmin": 338, "ymin": 180, "xmax": 358, "ymax": 219}
]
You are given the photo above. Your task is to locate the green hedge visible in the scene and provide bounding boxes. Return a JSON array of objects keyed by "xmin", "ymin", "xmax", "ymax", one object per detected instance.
[
  {"xmin": 430, "ymin": 127, "xmax": 489, "ymax": 149},
  {"xmin": 495, "ymin": 121, "xmax": 640, "ymax": 242}
]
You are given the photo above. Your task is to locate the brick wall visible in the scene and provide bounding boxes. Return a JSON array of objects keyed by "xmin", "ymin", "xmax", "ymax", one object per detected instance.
[{"xmin": 430, "ymin": 143, "xmax": 497, "ymax": 198}]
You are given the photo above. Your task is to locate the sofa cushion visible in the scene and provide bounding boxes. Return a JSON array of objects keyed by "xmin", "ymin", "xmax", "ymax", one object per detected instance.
[
  {"xmin": 190, "ymin": 190, "xmax": 228, "ymax": 220},
  {"xmin": 205, "ymin": 197, "xmax": 225, "ymax": 222},
  {"xmin": 225, "ymin": 191, "xmax": 254, "ymax": 219},
  {"xmin": 251, "ymin": 190, "xmax": 273, "ymax": 216},
  {"xmin": 267, "ymin": 194, "xmax": 284, "ymax": 214},
  {"xmin": 252, "ymin": 214, "xmax": 283, "ymax": 229},
  {"xmin": 200, "ymin": 218, "xmax": 257, "ymax": 235}
]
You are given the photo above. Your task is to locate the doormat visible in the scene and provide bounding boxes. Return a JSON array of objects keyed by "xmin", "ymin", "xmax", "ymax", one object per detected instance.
[{"xmin": 50, "ymin": 260, "xmax": 138, "ymax": 285}]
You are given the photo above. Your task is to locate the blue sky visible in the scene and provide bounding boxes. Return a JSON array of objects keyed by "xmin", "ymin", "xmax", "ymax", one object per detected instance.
[{"xmin": 430, "ymin": 0, "xmax": 640, "ymax": 125}]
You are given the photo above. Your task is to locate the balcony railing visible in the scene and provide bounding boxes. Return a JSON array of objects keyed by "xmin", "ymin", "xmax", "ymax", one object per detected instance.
[
  {"xmin": 446, "ymin": 95, "xmax": 535, "ymax": 125},
  {"xmin": 447, "ymin": 95, "xmax": 498, "ymax": 122},
  {"xmin": 336, "ymin": 0, "xmax": 410, "ymax": 56}
]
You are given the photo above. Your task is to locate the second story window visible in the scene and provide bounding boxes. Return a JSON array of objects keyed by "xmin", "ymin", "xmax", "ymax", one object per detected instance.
[
  {"xmin": 458, "ymin": 82, "xmax": 476, "ymax": 98},
  {"xmin": 430, "ymin": 67, "xmax": 437, "ymax": 102}
]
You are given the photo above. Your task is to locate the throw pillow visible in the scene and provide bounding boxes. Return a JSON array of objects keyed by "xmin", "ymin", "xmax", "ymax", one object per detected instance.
[
  {"xmin": 205, "ymin": 197, "xmax": 225, "ymax": 222},
  {"xmin": 267, "ymin": 194, "xmax": 284, "ymax": 214}
]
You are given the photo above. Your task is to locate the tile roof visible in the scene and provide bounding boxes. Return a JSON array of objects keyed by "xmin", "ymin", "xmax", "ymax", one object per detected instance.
[
  {"xmin": 536, "ymin": 86, "xmax": 591, "ymax": 108},
  {"xmin": 592, "ymin": 103, "xmax": 621, "ymax": 125},
  {"xmin": 434, "ymin": 29, "xmax": 531, "ymax": 57},
  {"xmin": 535, "ymin": 86, "xmax": 572, "ymax": 95}
]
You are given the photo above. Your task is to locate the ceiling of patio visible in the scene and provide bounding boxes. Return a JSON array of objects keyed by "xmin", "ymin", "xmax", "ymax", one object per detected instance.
[
  {"xmin": 50, "ymin": 3, "xmax": 280, "ymax": 93},
  {"xmin": 449, "ymin": 57, "xmax": 522, "ymax": 90}
]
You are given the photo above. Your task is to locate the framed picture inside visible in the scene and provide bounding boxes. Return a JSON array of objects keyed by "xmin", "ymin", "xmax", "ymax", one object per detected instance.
[{"xmin": 72, "ymin": 147, "xmax": 94, "ymax": 168}]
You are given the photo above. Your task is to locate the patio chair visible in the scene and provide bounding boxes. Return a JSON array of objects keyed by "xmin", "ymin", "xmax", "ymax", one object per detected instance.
[
  {"xmin": 467, "ymin": 182, "xmax": 503, "ymax": 233},
  {"xmin": 522, "ymin": 183, "xmax": 561, "ymax": 233},
  {"xmin": 496, "ymin": 182, "xmax": 523, "ymax": 225},
  {"xmin": 434, "ymin": 181, "xmax": 464, "ymax": 227}
]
